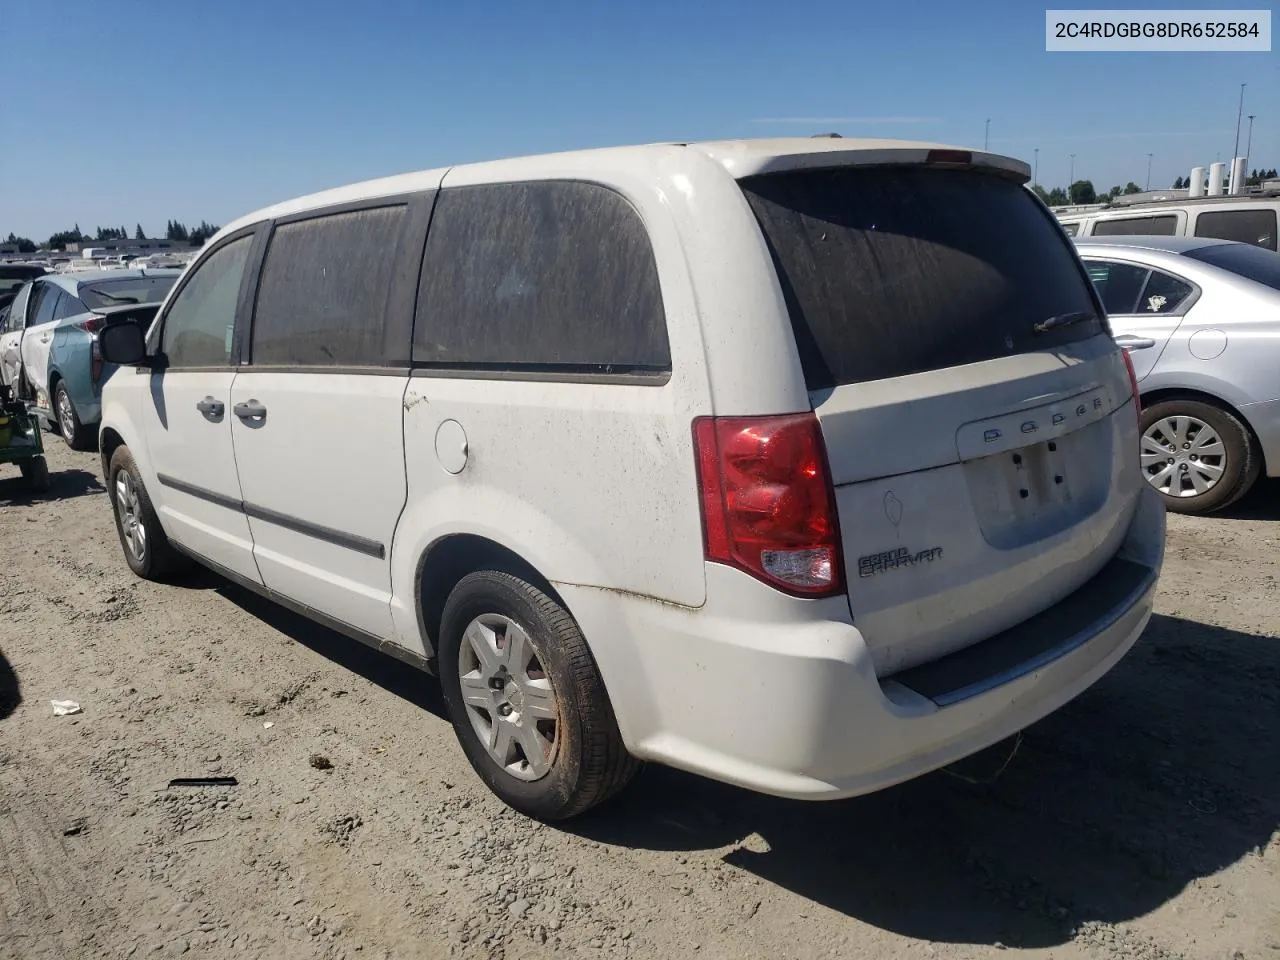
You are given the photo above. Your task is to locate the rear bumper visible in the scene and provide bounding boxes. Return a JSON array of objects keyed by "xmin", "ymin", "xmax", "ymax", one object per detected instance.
[{"xmin": 561, "ymin": 484, "xmax": 1165, "ymax": 801}]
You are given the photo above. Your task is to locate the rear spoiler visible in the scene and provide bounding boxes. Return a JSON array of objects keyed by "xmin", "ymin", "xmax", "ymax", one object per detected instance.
[{"xmin": 699, "ymin": 142, "xmax": 1032, "ymax": 184}]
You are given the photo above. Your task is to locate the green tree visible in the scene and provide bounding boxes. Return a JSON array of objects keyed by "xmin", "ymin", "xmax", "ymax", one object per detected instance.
[
  {"xmin": 4, "ymin": 232, "xmax": 37, "ymax": 253},
  {"xmin": 135, "ymin": 223, "xmax": 147, "ymax": 240},
  {"xmin": 1068, "ymin": 180, "xmax": 1097, "ymax": 204},
  {"xmin": 187, "ymin": 220, "xmax": 221, "ymax": 247},
  {"xmin": 1031, "ymin": 184, "xmax": 1052, "ymax": 204},
  {"xmin": 46, "ymin": 226, "xmax": 86, "ymax": 251},
  {"xmin": 1046, "ymin": 187, "xmax": 1069, "ymax": 205},
  {"xmin": 1173, "ymin": 176, "xmax": 1186, "ymax": 189},
  {"xmin": 166, "ymin": 219, "xmax": 189, "ymax": 242},
  {"xmin": 1122, "ymin": 181, "xmax": 1142, "ymax": 195},
  {"xmin": 1107, "ymin": 185, "xmax": 1122, "ymax": 199}
]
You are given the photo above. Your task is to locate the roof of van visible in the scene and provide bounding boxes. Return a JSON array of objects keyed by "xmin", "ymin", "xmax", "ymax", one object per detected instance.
[
  {"xmin": 215, "ymin": 137, "xmax": 1031, "ymax": 242},
  {"xmin": 1072, "ymin": 235, "xmax": 1238, "ymax": 254}
]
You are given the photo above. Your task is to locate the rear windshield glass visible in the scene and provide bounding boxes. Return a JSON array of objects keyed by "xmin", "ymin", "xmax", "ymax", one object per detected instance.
[
  {"xmin": 1183, "ymin": 242, "xmax": 1280, "ymax": 292},
  {"xmin": 79, "ymin": 276, "xmax": 177, "ymax": 309},
  {"xmin": 740, "ymin": 166, "xmax": 1103, "ymax": 389}
]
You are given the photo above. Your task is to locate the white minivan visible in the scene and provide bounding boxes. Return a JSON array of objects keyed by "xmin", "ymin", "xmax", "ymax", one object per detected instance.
[{"xmin": 97, "ymin": 138, "xmax": 1165, "ymax": 819}]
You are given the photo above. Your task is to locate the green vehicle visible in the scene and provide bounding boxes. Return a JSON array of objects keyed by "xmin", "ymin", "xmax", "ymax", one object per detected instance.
[{"xmin": 0, "ymin": 382, "xmax": 50, "ymax": 491}]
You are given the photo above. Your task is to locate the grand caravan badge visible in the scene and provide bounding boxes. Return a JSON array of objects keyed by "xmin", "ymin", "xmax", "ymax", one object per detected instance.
[{"xmin": 858, "ymin": 546, "xmax": 944, "ymax": 578}]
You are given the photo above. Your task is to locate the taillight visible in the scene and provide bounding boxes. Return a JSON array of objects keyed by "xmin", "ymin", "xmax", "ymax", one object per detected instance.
[
  {"xmin": 91, "ymin": 338, "xmax": 103, "ymax": 383},
  {"xmin": 1121, "ymin": 348, "xmax": 1141, "ymax": 416},
  {"xmin": 693, "ymin": 413, "xmax": 843, "ymax": 597},
  {"xmin": 76, "ymin": 314, "xmax": 106, "ymax": 334}
]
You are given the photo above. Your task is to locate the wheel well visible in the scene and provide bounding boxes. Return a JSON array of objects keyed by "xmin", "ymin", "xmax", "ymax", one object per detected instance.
[
  {"xmin": 416, "ymin": 535, "xmax": 564, "ymax": 656},
  {"xmin": 99, "ymin": 427, "xmax": 125, "ymax": 484},
  {"xmin": 1139, "ymin": 387, "xmax": 1267, "ymax": 471}
]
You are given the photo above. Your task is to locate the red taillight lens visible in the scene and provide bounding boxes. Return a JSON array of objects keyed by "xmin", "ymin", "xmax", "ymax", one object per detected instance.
[
  {"xmin": 77, "ymin": 314, "xmax": 106, "ymax": 334},
  {"xmin": 693, "ymin": 413, "xmax": 843, "ymax": 597},
  {"xmin": 1121, "ymin": 348, "xmax": 1141, "ymax": 416}
]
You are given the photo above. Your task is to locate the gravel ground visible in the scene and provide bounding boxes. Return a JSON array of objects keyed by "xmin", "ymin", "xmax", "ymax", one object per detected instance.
[{"xmin": 1, "ymin": 439, "xmax": 1277, "ymax": 960}]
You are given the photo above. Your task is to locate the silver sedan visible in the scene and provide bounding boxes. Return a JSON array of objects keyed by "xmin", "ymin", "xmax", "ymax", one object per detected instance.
[{"xmin": 1076, "ymin": 236, "xmax": 1280, "ymax": 514}]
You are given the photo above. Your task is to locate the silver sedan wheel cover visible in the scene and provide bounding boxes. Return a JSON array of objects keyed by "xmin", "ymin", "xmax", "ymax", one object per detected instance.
[
  {"xmin": 57, "ymin": 388, "xmax": 75, "ymax": 438},
  {"xmin": 457, "ymin": 614, "xmax": 560, "ymax": 782},
  {"xmin": 114, "ymin": 472, "xmax": 147, "ymax": 561},
  {"xmin": 1141, "ymin": 415, "xmax": 1226, "ymax": 498}
]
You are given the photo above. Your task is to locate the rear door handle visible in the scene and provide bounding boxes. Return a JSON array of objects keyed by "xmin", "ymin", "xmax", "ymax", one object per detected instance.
[
  {"xmin": 1114, "ymin": 335, "xmax": 1156, "ymax": 350},
  {"xmin": 233, "ymin": 399, "xmax": 267, "ymax": 421},
  {"xmin": 196, "ymin": 396, "xmax": 224, "ymax": 419}
]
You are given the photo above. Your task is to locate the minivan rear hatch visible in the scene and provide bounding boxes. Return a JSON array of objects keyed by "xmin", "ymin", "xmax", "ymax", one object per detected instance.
[{"xmin": 741, "ymin": 162, "xmax": 1141, "ymax": 676}]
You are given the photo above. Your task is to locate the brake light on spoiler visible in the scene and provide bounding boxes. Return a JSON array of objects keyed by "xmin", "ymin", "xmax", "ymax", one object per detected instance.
[{"xmin": 925, "ymin": 149, "xmax": 974, "ymax": 165}]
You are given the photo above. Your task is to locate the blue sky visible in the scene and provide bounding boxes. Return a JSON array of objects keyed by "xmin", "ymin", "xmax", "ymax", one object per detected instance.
[{"xmin": 2, "ymin": 0, "xmax": 1276, "ymax": 239}]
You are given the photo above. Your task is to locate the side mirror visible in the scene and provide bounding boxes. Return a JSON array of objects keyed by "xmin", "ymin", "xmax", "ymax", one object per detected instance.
[{"xmin": 99, "ymin": 321, "xmax": 150, "ymax": 367}]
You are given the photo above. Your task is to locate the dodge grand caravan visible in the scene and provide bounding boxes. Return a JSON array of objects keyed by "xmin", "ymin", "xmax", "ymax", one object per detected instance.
[{"xmin": 97, "ymin": 138, "xmax": 1165, "ymax": 820}]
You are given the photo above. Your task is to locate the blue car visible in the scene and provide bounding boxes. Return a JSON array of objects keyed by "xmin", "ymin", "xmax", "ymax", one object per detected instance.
[{"xmin": 0, "ymin": 269, "xmax": 180, "ymax": 449}]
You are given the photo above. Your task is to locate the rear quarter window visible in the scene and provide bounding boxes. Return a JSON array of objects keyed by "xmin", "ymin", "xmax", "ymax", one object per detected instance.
[
  {"xmin": 413, "ymin": 180, "xmax": 670, "ymax": 376},
  {"xmin": 740, "ymin": 166, "xmax": 1103, "ymax": 389},
  {"xmin": 1193, "ymin": 209, "xmax": 1278, "ymax": 251}
]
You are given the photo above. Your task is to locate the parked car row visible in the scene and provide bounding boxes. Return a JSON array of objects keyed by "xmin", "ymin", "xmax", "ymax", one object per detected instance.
[
  {"xmin": 0, "ymin": 268, "xmax": 179, "ymax": 448},
  {"xmin": 92, "ymin": 137, "xmax": 1166, "ymax": 819}
]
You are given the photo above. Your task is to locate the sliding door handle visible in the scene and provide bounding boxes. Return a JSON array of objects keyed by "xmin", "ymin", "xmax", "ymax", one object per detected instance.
[
  {"xmin": 233, "ymin": 399, "xmax": 267, "ymax": 421},
  {"xmin": 195, "ymin": 396, "xmax": 224, "ymax": 419}
]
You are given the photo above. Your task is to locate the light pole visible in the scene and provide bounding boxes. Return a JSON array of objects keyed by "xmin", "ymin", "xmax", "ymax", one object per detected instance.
[
  {"xmin": 1069, "ymin": 153, "xmax": 1076, "ymax": 197},
  {"xmin": 1233, "ymin": 82, "xmax": 1246, "ymax": 158},
  {"xmin": 1033, "ymin": 148, "xmax": 1039, "ymax": 188},
  {"xmin": 984, "ymin": 118, "xmax": 990, "ymax": 151},
  {"xmin": 1146, "ymin": 153, "xmax": 1153, "ymax": 191},
  {"xmin": 1246, "ymin": 114, "xmax": 1256, "ymax": 163}
]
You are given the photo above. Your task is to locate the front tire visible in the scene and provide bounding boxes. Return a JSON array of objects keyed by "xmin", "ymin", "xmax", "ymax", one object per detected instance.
[
  {"xmin": 55, "ymin": 381, "xmax": 95, "ymax": 451},
  {"xmin": 1139, "ymin": 399, "xmax": 1261, "ymax": 514},
  {"xmin": 107, "ymin": 445, "xmax": 188, "ymax": 580},
  {"xmin": 438, "ymin": 570, "xmax": 639, "ymax": 820},
  {"xmin": 19, "ymin": 455, "xmax": 50, "ymax": 492}
]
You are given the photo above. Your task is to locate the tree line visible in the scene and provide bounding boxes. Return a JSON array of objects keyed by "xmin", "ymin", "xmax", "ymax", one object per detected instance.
[
  {"xmin": 1033, "ymin": 166, "xmax": 1278, "ymax": 207},
  {"xmin": 1033, "ymin": 181, "xmax": 1144, "ymax": 206},
  {"xmin": 4, "ymin": 219, "xmax": 221, "ymax": 254}
]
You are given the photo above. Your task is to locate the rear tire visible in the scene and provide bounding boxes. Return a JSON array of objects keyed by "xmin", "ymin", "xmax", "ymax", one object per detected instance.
[
  {"xmin": 54, "ymin": 381, "xmax": 95, "ymax": 451},
  {"xmin": 107, "ymin": 445, "xmax": 189, "ymax": 580},
  {"xmin": 1139, "ymin": 399, "xmax": 1260, "ymax": 515},
  {"xmin": 438, "ymin": 570, "xmax": 639, "ymax": 820},
  {"xmin": 19, "ymin": 456, "xmax": 50, "ymax": 492}
]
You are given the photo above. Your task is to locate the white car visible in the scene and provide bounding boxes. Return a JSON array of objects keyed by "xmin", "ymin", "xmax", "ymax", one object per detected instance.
[{"xmin": 96, "ymin": 138, "xmax": 1165, "ymax": 819}]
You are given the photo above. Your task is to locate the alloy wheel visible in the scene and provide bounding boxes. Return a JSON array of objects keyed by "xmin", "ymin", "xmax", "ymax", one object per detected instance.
[
  {"xmin": 1141, "ymin": 415, "xmax": 1226, "ymax": 498},
  {"xmin": 114, "ymin": 471, "xmax": 148, "ymax": 561},
  {"xmin": 57, "ymin": 388, "xmax": 75, "ymax": 439}
]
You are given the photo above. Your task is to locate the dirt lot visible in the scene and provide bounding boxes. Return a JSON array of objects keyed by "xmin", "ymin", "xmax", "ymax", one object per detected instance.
[{"xmin": 1, "ymin": 439, "xmax": 1277, "ymax": 960}]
